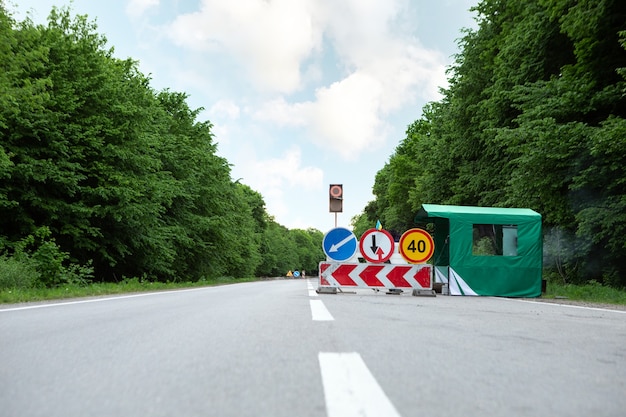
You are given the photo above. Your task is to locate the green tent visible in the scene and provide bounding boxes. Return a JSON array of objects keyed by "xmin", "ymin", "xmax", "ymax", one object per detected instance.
[{"xmin": 415, "ymin": 204, "xmax": 542, "ymax": 297}]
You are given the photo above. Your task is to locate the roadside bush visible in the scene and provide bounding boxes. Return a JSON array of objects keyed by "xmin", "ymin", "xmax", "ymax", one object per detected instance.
[
  {"xmin": 4, "ymin": 227, "xmax": 94, "ymax": 288},
  {"xmin": 0, "ymin": 256, "xmax": 40, "ymax": 290}
]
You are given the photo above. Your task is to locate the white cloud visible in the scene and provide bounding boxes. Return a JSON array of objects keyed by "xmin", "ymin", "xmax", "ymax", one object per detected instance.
[
  {"xmin": 253, "ymin": 97, "xmax": 308, "ymax": 127},
  {"xmin": 167, "ymin": 0, "xmax": 449, "ymax": 160},
  {"xmin": 252, "ymin": 73, "xmax": 385, "ymax": 159},
  {"xmin": 234, "ymin": 145, "xmax": 323, "ymax": 221},
  {"xmin": 166, "ymin": 0, "xmax": 321, "ymax": 93},
  {"xmin": 305, "ymin": 73, "xmax": 386, "ymax": 159},
  {"xmin": 249, "ymin": 146, "xmax": 323, "ymax": 190},
  {"xmin": 315, "ymin": 0, "xmax": 448, "ymax": 111},
  {"xmin": 125, "ymin": 0, "xmax": 159, "ymax": 18},
  {"xmin": 209, "ymin": 99, "xmax": 240, "ymax": 120}
]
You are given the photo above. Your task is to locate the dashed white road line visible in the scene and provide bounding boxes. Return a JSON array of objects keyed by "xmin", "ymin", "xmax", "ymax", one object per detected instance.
[
  {"xmin": 310, "ymin": 299, "xmax": 334, "ymax": 321},
  {"xmin": 308, "ymin": 279, "xmax": 333, "ymax": 320},
  {"xmin": 307, "ymin": 279, "xmax": 318, "ymax": 297},
  {"xmin": 318, "ymin": 352, "xmax": 402, "ymax": 417},
  {"xmin": 309, "ymin": 280, "xmax": 402, "ymax": 416}
]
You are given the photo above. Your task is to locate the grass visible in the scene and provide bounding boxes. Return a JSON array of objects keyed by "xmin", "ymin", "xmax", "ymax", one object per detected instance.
[
  {"xmin": 2, "ymin": 276, "xmax": 625, "ymax": 306},
  {"xmin": 542, "ymin": 280, "xmax": 626, "ymax": 305},
  {"xmin": 0, "ymin": 276, "xmax": 262, "ymax": 304}
]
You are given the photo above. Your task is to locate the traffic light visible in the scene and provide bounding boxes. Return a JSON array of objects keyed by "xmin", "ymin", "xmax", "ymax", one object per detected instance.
[{"xmin": 329, "ymin": 184, "xmax": 343, "ymax": 213}]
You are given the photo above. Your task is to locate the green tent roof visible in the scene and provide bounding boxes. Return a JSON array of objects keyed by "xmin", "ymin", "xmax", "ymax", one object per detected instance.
[{"xmin": 416, "ymin": 204, "xmax": 541, "ymax": 223}]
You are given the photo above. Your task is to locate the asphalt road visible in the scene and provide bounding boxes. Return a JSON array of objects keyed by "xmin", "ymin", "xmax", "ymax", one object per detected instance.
[{"xmin": 1, "ymin": 278, "xmax": 625, "ymax": 417}]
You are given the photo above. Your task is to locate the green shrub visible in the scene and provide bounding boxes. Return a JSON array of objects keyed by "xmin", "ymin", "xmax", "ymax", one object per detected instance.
[
  {"xmin": 0, "ymin": 256, "xmax": 40, "ymax": 290},
  {"xmin": 7, "ymin": 227, "xmax": 94, "ymax": 288}
]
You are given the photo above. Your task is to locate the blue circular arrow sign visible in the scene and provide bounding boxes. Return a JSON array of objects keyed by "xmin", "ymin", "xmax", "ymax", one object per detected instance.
[{"xmin": 322, "ymin": 227, "xmax": 358, "ymax": 262}]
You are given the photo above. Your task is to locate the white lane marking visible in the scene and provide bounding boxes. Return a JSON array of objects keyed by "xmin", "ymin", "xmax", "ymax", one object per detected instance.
[
  {"xmin": 0, "ymin": 287, "xmax": 211, "ymax": 313},
  {"xmin": 310, "ymin": 299, "xmax": 334, "ymax": 321},
  {"xmin": 308, "ymin": 289, "xmax": 318, "ymax": 297},
  {"xmin": 505, "ymin": 298, "xmax": 626, "ymax": 314},
  {"xmin": 318, "ymin": 352, "xmax": 402, "ymax": 417}
]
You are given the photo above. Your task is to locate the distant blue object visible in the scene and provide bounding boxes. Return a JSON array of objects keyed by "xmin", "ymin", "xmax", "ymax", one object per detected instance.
[
  {"xmin": 293, "ymin": 271, "xmax": 301, "ymax": 278},
  {"xmin": 323, "ymin": 227, "xmax": 358, "ymax": 262}
]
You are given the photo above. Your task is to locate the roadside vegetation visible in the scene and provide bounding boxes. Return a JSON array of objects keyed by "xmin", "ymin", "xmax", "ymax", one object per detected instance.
[
  {"xmin": 542, "ymin": 276, "xmax": 626, "ymax": 306},
  {"xmin": 2, "ymin": 1, "xmax": 625, "ymax": 305},
  {"xmin": 3, "ymin": 272, "xmax": 626, "ymax": 306},
  {"xmin": 0, "ymin": 276, "xmax": 263, "ymax": 304},
  {"xmin": 0, "ymin": 4, "xmax": 324, "ymax": 291},
  {"xmin": 353, "ymin": 0, "xmax": 626, "ymax": 292}
]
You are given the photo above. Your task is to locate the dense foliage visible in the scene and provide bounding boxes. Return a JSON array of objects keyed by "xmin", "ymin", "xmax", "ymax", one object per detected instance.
[
  {"xmin": 354, "ymin": 0, "xmax": 626, "ymax": 287},
  {"xmin": 0, "ymin": 4, "xmax": 323, "ymax": 288}
]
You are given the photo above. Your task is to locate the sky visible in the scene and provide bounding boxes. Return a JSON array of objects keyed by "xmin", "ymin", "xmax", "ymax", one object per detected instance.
[{"xmin": 9, "ymin": 0, "xmax": 478, "ymax": 234}]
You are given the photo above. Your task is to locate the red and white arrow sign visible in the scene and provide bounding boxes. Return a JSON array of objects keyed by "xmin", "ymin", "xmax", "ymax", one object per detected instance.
[
  {"xmin": 359, "ymin": 229, "xmax": 395, "ymax": 263},
  {"xmin": 318, "ymin": 262, "xmax": 432, "ymax": 290}
]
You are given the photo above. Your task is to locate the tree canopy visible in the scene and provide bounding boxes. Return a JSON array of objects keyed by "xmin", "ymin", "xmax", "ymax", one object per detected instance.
[
  {"xmin": 0, "ymin": 4, "xmax": 323, "ymax": 287},
  {"xmin": 355, "ymin": 0, "xmax": 626, "ymax": 287}
]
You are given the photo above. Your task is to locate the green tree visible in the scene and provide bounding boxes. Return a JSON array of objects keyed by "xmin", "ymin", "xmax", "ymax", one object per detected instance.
[
  {"xmin": 0, "ymin": 6, "xmax": 269, "ymax": 283},
  {"xmin": 362, "ymin": 0, "xmax": 626, "ymax": 287},
  {"xmin": 256, "ymin": 220, "xmax": 298, "ymax": 277},
  {"xmin": 289, "ymin": 228, "xmax": 324, "ymax": 273}
]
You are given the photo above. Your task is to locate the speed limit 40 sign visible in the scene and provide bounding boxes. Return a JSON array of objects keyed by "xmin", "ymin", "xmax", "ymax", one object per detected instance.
[{"xmin": 399, "ymin": 228, "xmax": 434, "ymax": 264}]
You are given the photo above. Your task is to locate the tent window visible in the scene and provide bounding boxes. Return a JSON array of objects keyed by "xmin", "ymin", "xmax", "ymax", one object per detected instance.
[{"xmin": 472, "ymin": 224, "xmax": 518, "ymax": 256}]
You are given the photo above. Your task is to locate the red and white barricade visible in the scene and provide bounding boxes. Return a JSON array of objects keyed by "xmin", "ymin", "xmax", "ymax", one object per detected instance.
[{"xmin": 318, "ymin": 262, "xmax": 432, "ymax": 291}]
